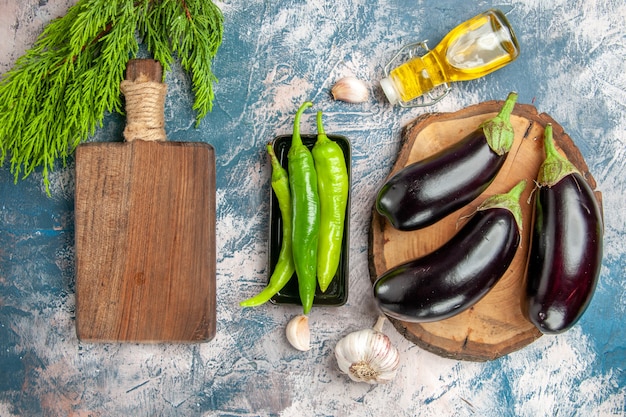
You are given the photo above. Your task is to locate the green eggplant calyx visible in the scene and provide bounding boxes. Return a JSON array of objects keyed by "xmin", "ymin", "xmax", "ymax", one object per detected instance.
[
  {"xmin": 480, "ymin": 91, "xmax": 518, "ymax": 156},
  {"xmin": 290, "ymin": 101, "xmax": 313, "ymax": 151},
  {"xmin": 477, "ymin": 179, "xmax": 527, "ymax": 231},
  {"xmin": 537, "ymin": 123, "xmax": 580, "ymax": 187}
]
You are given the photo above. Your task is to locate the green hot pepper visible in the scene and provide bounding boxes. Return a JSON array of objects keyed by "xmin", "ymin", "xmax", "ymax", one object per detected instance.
[
  {"xmin": 240, "ymin": 143, "xmax": 295, "ymax": 307},
  {"xmin": 312, "ymin": 111, "xmax": 349, "ymax": 292},
  {"xmin": 288, "ymin": 101, "xmax": 319, "ymax": 315}
]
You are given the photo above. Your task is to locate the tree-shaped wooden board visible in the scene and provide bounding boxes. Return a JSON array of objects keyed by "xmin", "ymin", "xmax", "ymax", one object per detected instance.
[{"xmin": 369, "ymin": 100, "xmax": 603, "ymax": 362}]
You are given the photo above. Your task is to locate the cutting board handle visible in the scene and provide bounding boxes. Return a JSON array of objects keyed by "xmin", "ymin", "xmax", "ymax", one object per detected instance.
[{"xmin": 121, "ymin": 59, "xmax": 167, "ymax": 142}]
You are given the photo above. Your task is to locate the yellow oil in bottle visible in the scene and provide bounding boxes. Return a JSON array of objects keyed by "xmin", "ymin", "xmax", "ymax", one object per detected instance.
[
  {"xmin": 381, "ymin": 9, "xmax": 520, "ymax": 106},
  {"xmin": 385, "ymin": 50, "xmax": 447, "ymax": 103}
]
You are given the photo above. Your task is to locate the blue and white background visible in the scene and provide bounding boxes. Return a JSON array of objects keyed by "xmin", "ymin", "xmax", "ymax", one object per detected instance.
[{"xmin": 1, "ymin": 0, "xmax": 624, "ymax": 416}]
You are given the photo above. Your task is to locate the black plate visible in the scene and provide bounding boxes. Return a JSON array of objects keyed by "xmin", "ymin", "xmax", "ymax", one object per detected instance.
[{"xmin": 268, "ymin": 134, "xmax": 350, "ymax": 307}]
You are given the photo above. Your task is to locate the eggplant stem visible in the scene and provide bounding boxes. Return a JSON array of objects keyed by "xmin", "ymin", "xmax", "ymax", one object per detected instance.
[
  {"xmin": 480, "ymin": 91, "xmax": 518, "ymax": 156},
  {"xmin": 477, "ymin": 179, "xmax": 527, "ymax": 231},
  {"xmin": 537, "ymin": 124, "xmax": 579, "ymax": 187}
]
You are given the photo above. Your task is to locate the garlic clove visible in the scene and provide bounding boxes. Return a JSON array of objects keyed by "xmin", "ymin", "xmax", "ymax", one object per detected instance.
[
  {"xmin": 331, "ymin": 77, "xmax": 370, "ymax": 103},
  {"xmin": 334, "ymin": 316, "xmax": 399, "ymax": 384},
  {"xmin": 286, "ymin": 314, "xmax": 311, "ymax": 351}
]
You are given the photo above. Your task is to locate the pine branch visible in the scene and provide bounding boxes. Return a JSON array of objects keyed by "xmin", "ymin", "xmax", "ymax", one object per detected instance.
[
  {"xmin": 0, "ymin": 0, "xmax": 223, "ymax": 194},
  {"xmin": 142, "ymin": 0, "xmax": 224, "ymax": 124}
]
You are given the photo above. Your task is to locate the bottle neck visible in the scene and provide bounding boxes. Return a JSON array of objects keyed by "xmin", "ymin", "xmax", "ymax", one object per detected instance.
[{"xmin": 382, "ymin": 51, "xmax": 447, "ymax": 104}]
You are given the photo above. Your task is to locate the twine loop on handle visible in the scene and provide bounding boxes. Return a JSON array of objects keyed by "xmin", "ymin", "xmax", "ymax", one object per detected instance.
[{"xmin": 121, "ymin": 74, "xmax": 167, "ymax": 142}]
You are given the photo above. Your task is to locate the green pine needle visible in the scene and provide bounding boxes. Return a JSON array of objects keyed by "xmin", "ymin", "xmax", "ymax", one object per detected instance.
[{"xmin": 0, "ymin": 0, "xmax": 224, "ymax": 194}]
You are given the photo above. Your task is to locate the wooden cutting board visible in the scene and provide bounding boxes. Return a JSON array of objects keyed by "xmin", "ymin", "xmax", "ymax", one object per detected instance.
[
  {"xmin": 369, "ymin": 99, "xmax": 602, "ymax": 361},
  {"xmin": 75, "ymin": 59, "xmax": 216, "ymax": 343}
]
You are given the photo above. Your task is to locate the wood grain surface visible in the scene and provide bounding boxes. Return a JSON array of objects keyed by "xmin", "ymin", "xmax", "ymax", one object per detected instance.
[
  {"xmin": 369, "ymin": 100, "xmax": 602, "ymax": 361},
  {"xmin": 74, "ymin": 60, "xmax": 216, "ymax": 342}
]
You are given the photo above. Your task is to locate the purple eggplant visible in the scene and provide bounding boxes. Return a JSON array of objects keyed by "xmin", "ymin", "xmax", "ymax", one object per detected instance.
[
  {"xmin": 376, "ymin": 92, "xmax": 518, "ymax": 231},
  {"xmin": 373, "ymin": 180, "xmax": 526, "ymax": 323},
  {"xmin": 523, "ymin": 124, "xmax": 603, "ymax": 334}
]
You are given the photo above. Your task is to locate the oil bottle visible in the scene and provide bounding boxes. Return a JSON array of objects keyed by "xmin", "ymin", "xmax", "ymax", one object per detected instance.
[{"xmin": 380, "ymin": 9, "xmax": 520, "ymax": 107}]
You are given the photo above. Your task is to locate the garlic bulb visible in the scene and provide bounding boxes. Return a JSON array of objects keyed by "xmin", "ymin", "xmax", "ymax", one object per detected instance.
[
  {"xmin": 286, "ymin": 314, "xmax": 311, "ymax": 351},
  {"xmin": 334, "ymin": 316, "xmax": 399, "ymax": 384},
  {"xmin": 331, "ymin": 77, "xmax": 369, "ymax": 103}
]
